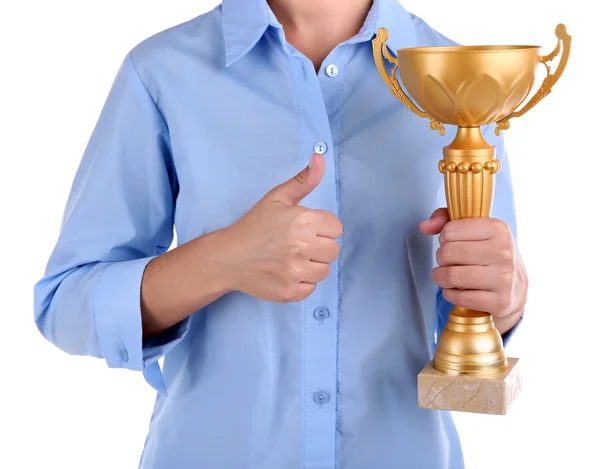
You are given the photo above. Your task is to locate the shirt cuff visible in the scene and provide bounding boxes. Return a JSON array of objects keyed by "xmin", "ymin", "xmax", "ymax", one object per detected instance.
[
  {"xmin": 142, "ymin": 317, "xmax": 191, "ymax": 396},
  {"xmin": 93, "ymin": 256, "xmax": 190, "ymax": 396}
]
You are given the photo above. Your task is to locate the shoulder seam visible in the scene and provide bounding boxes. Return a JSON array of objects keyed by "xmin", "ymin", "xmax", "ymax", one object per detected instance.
[{"xmin": 126, "ymin": 52, "xmax": 170, "ymax": 133}]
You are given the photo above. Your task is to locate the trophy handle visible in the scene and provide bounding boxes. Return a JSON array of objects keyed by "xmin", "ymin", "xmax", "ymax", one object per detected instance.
[
  {"xmin": 494, "ymin": 24, "xmax": 572, "ymax": 136},
  {"xmin": 373, "ymin": 28, "xmax": 446, "ymax": 136}
]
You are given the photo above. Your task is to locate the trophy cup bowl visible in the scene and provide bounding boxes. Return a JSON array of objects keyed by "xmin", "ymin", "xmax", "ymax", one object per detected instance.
[
  {"xmin": 373, "ymin": 24, "xmax": 571, "ymax": 414},
  {"xmin": 396, "ymin": 45, "xmax": 540, "ymax": 127}
]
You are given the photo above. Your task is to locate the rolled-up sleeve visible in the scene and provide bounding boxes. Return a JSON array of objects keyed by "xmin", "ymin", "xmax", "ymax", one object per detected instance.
[
  {"xmin": 33, "ymin": 52, "xmax": 189, "ymax": 396},
  {"xmin": 435, "ymin": 126, "xmax": 524, "ymax": 349}
]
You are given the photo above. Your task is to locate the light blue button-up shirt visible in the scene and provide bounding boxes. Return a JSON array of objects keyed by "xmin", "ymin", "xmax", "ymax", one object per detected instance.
[{"xmin": 34, "ymin": 1, "xmax": 521, "ymax": 468}]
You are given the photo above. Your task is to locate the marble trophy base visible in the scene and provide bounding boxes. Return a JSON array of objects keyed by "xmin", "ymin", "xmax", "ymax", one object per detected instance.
[{"xmin": 417, "ymin": 358, "xmax": 522, "ymax": 415}]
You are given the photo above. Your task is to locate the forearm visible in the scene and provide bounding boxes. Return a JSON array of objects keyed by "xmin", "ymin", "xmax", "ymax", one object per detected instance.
[{"xmin": 141, "ymin": 228, "xmax": 237, "ymax": 340}]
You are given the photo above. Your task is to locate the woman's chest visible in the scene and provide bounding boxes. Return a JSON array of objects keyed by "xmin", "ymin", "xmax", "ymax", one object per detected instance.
[{"xmin": 159, "ymin": 61, "xmax": 452, "ymax": 243}]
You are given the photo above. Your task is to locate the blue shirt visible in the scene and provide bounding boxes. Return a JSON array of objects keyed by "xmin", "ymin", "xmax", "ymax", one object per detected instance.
[{"xmin": 34, "ymin": 1, "xmax": 521, "ymax": 468}]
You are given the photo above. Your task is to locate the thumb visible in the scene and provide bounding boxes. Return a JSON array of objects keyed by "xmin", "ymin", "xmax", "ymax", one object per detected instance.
[
  {"xmin": 268, "ymin": 154, "xmax": 325, "ymax": 204},
  {"xmin": 419, "ymin": 208, "xmax": 450, "ymax": 235}
]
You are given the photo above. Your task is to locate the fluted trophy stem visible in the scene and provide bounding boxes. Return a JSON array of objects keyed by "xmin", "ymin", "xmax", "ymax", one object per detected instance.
[
  {"xmin": 434, "ymin": 127, "xmax": 508, "ymax": 375},
  {"xmin": 440, "ymin": 127, "xmax": 498, "ymax": 221}
]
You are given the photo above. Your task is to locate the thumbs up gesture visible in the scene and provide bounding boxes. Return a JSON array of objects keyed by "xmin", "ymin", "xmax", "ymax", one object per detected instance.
[{"xmin": 225, "ymin": 154, "xmax": 343, "ymax": 303}]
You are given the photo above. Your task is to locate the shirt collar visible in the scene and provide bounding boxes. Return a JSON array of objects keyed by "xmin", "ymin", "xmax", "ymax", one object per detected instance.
[{"xmin": 222, "ymin": 0, "xmax": 418, "ymax": 67}]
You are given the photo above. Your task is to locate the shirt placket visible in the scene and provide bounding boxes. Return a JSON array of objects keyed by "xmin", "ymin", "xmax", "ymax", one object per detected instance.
[{"xmin": 287, "ymin": 43, "xmax": 348, "ymax": 469}]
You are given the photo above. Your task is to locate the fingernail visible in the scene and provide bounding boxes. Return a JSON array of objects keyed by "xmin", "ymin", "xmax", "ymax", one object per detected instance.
[{"xmin": 309, "ymin": 156, "xmax": 314, "ymax": 170}]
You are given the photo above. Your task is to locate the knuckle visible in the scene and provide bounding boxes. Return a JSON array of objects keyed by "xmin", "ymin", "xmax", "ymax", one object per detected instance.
[
  {"xmin": 321, "ymin": 212, "xmax": 343, "ymax": 237},
  {"xmin": 432, "ymin": 267, "xmax": 449, "ymax": 287},
  {"xmin": 494, "ymin": 295, "xmax": 512, "ymax": 314},
  {"xmin": 292, "ymin": 209, "xmax": 315, "ymax": 229},
  {"xmin": 437, "ymin": 245, "xmax": 453, "ymax": 266},
  {"xmin": 291, "ymin": 283, "xmax": 317, "ymax": 302},
  {"xmin": 501, "ymin": 270, "xmax": 515, "ymax": 287},
  {"xmin": 334, "ymin": 219, "xmax": 344, "ymax": 237},
  {"xmin": 452, "ymin": 289, "xmax": 473, "ymax": 309},
  {"xmin": 293, "ymin": 240, "xmax": 311, "ymax": 259},
  {"xmin": 293, "ymin": 169, "xmax": 308, "ymax": 185},
  {"xmin": 324, "ymin": 241, "xmax": 340, "ymax": 262},
  {"xmin": 332, "ymin": 242, "xmax": 341, "ymax": 260},
  {"xmin": 282, "ymin": 250, "xmax": 296, "ymax": 267},
  {"xmin": 451, "ymin": 289, "xmax": 465, "ymax": 305},
  {"xmin": 492, "ymin": 218, "xmax": 510, "ymax": 234},
  {"xmin": 298, "ymin": 283, "xmax": 317, "ymax": 301},
  {"xmin": 448, "ymin": 267, "xmax": 462, "ymax": 286},
  {"xmin": 319, "ymin": 263, "xmax": 331, "ymax": 281},
  {"xmin": 285, "ymin": 231, "xmax": 310, "ymax": 257},
  {"xmin": 442, "ymin": 287, "xmax": 456, "ymax": 303},
  {"xmin": 463, "ymin": 295, "xmax": 478, "ymax": 310},
  {"xmin": 499, "ymin": 247, "xmax": 515, "ymax": 264},
  {"xmin": 284, "ymin": 259, "xmax": 304, "ymax": 280},
  {"xmin": 498, "ymin": 263, "xmax": 515, "ymax": 284},
  {"xmin": 440, "ymin": 222, "xmax": 456, "ymax": 241}
]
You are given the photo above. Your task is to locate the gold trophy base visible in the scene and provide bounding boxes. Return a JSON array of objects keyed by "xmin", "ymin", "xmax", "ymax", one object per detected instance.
[{"xmin": 417, "ymin": 358, "xmax": 522, "ymax": 415}]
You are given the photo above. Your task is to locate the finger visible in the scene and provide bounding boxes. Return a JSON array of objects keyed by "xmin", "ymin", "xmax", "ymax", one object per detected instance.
[
  {"xmin": 432, "ymin": 265, "xmax": 496, "ymax": 290},
  {"xmin": 419, "ymin": 208, "xmax": 450, "ymax": 235},
  {"xmin": 309, "ymin": 237, "xmax": 340, "ymax": 264},
  {"xmin": 439, "ymin": 218, "xmax": 512, "ymax": 245},
  {"xmin": 441, "ymin": 288, "xmax": 497, "ymax": 313},
  {"xmin": 267, "ymin": 154, "xmax": 325, "ymax": 205},
  {"xmin": 436, "ymin": 240, "xmax": 502, "ymax": 266},
  {"xmin": 282, "ymin": 282, "xmax": 318, "ymax": 303},
  {"xmin": 295, "ymin": 282, "xmax": 318, "ymax": 300},
  {"xmin": 311, "ymin": 209, "xmax": 343, "ymax": 239},
  {"xmin": 302, "ymin": 262, "xmax": 331, "ymax": 284}
]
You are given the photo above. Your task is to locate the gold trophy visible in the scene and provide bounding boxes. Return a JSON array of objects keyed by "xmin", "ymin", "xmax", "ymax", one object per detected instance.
[{"xmin": 373, "ymin": 24, "xmax": 571, "ymax": 415}]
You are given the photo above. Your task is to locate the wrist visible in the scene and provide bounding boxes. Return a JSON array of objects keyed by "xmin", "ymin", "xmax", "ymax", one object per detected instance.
[{"xmin": 201, "ymin": 225, "xmax": 246, "ymax": 295}]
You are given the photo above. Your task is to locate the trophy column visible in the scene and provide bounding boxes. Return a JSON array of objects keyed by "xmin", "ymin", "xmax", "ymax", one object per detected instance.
[{"xmin": 434, "ymin": 127, "xmax": 508, "ymax": 377}]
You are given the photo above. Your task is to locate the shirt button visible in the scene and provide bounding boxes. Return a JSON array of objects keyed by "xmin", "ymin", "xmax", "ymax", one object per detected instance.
[
  {"xmin": 120, "ymin": 348, "xmax": 129, "ymax": 363},
  {"xmin": 313, "ymin": 391, "xmax": 331, "ymax": 405},
  {"xmin": 314, "ymin": 141, "xmax": 328, "ymax": 155},
  {"xmin": 325, "ymin": 64, "xmax": 339, "ymax": 77},
  {"xmin": 313, "ymin": 306, "xmax": 330, "ymax": 322}
]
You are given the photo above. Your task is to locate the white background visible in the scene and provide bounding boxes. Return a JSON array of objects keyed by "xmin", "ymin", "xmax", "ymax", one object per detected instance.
[{"xmin": 1, "ymin": 1, "xmax": 597, "ymax": 468}]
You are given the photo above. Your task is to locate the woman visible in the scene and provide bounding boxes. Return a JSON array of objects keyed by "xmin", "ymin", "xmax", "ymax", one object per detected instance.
[{"xmin": 34, "ymin": 0, "xmax": 527, "ymax": 467}]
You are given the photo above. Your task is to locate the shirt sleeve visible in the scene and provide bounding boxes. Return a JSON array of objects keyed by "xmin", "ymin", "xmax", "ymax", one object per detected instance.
[
  {"xmin": 435, "ymin": 126, "xmax": 524, "ymax": 349},
  {"xmin": 33, "ymin": 52, "xmax": 190, "ymax": 396}
]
